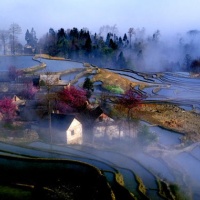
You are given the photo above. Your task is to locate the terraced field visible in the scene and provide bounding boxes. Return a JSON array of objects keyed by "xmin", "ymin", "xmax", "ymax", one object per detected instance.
[
  {"xmin": 0, "ymin": 141, "xmax": 189, "ymax": 199},
  {"xmin": 1, "ymin": 55, "xmax": 200, "ymax": 199}
]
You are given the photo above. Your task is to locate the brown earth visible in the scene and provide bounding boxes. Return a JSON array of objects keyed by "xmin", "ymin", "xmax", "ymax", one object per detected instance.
[
  {"xmin": 92, "ymin": 68, "xmax": 148, "ymax": 90},
  {"xmin": 34, "ymin": 54, "xmax": 69, "ymax": 60},
  {"xmin": 120, "ymin": 103, "xmax": 200, "ymax": 141},
  {"xmin": 93, "ymin": 68, "xmax": 200, "ymax": 141}
]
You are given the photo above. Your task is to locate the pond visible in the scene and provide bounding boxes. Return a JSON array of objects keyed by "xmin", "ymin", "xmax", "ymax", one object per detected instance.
[
  {"xmin": 0, "ymin": 56, "xmax": 38, "ymax": 70},
  {"xmin": 39, "ymin": 58, "xmax": 84, "ymax": 72}
]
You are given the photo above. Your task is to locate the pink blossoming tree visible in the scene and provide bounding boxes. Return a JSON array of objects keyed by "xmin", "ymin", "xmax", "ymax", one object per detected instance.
[
  {"xmin": 0, "ymin": 97, "xmax": 17, "ymax": 122},
  {"xmin": 57, "ymin": 86, "xmax": 87, "ymax": 113},
  {"xmin": 19, "ymin": 82, "xmax": 38, "ymax": 100}
]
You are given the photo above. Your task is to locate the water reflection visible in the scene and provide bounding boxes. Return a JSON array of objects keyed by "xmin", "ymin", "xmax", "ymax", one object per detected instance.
[
  {"xmin": 0, "ymin": 56, "xmax": 37, "ymax": 70},
  {"xmin": 0, "ymin": 56, "xmax": 200, "ymax": 199}
]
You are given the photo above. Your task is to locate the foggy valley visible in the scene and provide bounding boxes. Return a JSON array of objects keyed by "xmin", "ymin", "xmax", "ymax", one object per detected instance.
[{"xmin": 0, "ymin": 0, "xmax": 200, "ymax": 199}]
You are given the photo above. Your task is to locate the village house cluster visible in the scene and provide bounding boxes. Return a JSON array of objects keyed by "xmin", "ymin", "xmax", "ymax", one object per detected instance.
[{"xmin": 0, "ymin": 70, "xmax": 139, "ymax": 145}]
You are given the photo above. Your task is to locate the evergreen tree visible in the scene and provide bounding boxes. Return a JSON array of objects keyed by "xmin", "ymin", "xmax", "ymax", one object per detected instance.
[
  {"xmin": 123, "ymin": 33, "xmax": 128, "ymax": 47},
  {"xmin": 47, "ymin": 28, "xmax": 58, "ymax": 56},
  {"xmin": 118, "ymin": 37, "xmax": 123, "ymax": 48},
  {"xmin": 25, "ymin": 29, "xmax": 30, "ymax": 44},
  {"xmin": 106, "ymin": 33, "xmax": 111, "ymax": 45},
  {"xmin": 123, "ymin": 33, "xmax": 128, "ymax": 42},
  {"xmin": 109, "ymin": 38, "xmax": 118, "ymax": 50},
  {"xmin": 83, "ymin": 77, "xmax": 94, "ymax": 98},
  {"xmin": 84, "ymin": 35, "xmax": 92, "ymax": 53},
  {"xmin": 25, "ymin": 28, "xmax": 38, "ymax": 48},
  {"xmin": 57, "ymin": 28, "xmax": 68, "ymax": 56},
  {"xmin": 117, "ymin": 51, "xmax": 127, "ymax": 68},
  {"xmin": 69, "ymin": 27, "xmax": 79, "ymax": 39}
]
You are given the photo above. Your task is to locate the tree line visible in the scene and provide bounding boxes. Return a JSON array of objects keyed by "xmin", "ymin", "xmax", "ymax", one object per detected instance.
[
  {"xmin": 1, "ymin": 23, "xmax": 200, "ymax": 71},
  {"xmin": 0, "ymin": 23, "xmax": 23, "ymax": 55},
  {"xmin": 38, "ymin": 26, "xmax": 132, "ymax": 69}
]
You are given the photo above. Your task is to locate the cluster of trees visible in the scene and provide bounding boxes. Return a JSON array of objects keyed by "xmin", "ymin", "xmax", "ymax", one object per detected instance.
[
  {"xmin": 0, "ymin": 65, "xmax": 150, "ymax": 145},
  {"xmin": 2, "ymin": 23, "xmax": 200, "ymax": 71},
  {"xmin": 25, "ymin": 28, "xmax": 38, "ymax": 49},
  {"xmin": 38, "ymin": 26, "xmax": 131, "ymax": 69},
  {"xmin": 0, "ymin": 66, "xmax": 39, "ymax": 124},
  {"xmin": 0, "ymin": 67, "xmax": 145, "ymax": 121},
  {"xmin": 35, "ymin": 26, "xmax": 200, "ymax": 72},
  {"xmin": 0, "ymin": 23, "xmax": 23, "ymax": 55},
  {"xmin": 0, "ymin": 23, "xmax": 38, "ymax": 55}
]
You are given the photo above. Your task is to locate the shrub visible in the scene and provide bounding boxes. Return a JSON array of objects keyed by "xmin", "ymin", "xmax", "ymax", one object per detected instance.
[{"xmin": 105, "ymin": 85, "xmax": 124, "ymax": 94}]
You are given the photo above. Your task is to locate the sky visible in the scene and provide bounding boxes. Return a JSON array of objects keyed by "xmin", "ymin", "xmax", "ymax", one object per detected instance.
[{"xmin": 0, "ymin": 0, "xmax": 200, "ymax": 42}]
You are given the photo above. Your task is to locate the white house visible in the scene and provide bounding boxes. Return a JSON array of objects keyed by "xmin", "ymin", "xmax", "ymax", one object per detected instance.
[
  {"xmin": 40, "ymin": 74, "xmax": 60, "ymax": 85},
  {"xmin": 66, "ymin": 117, "xmax": 82, "ymax": 145},
  {"xmin": 92, "ymin": 109, "xmax": 139, "ymax": 140},
  {"xmin": 93, "ymin": 113, "xmax": 124, "ymax": 140},
  {"xmin": 40, "ymin": 114, "xmax": 82, "ymax": 144}
]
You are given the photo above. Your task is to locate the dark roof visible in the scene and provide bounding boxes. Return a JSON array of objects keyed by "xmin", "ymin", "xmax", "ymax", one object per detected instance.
[
  {"xmin": 90, "ymin": 106, "xmax": 103, "ymax": 120},
  {"xmin": 40, "ymin": 113, "xmax": 76, "ymax": 131}
]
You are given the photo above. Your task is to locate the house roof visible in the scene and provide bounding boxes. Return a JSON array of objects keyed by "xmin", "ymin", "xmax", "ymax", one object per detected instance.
[
  {"xmin": 40, "ymin": 113, "xmax": 77, "ymax": 131},
  {"xmin": 90, "ymin": 106, "xmax": 103, "ymax": 120},
  {"xmin": 95, "ymin": 113, "xmax": 114, "ymax": 122}
]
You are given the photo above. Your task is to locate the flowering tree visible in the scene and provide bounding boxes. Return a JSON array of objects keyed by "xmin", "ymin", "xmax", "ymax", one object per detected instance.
[
  {"xmin": 19, "ymin": 82, "xmax": 38, "ymax": 99},
  {"xmin": 117, "ymin": 88, "xmax": 146, "ymax": 135},
  {"xmin": 57, "ymin": 86, "xmax": 87, "ymax": 113},
  {"xmin": 8, "ymin": 65, "xmax": 23, "ymax": 81},
  {"xmin": 0, "ymin": 97, "xmax": 17, "ymax": 122},
  {"xmin": 55, "ymin": 101, "xmax": 74, "ymax": 113},
  {"xmin": 118, "ymin": 88, "xmax": 144, "ymax": 117}
]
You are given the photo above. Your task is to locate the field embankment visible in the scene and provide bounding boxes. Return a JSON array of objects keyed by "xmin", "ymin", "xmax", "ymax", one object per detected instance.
[
  {"xmin": 93, "ymin": 68, "xmax": 200, "ymax": 141},
  {"xmin": 34, "ymin": 54, "xmax": 68, "ymax": 60}
]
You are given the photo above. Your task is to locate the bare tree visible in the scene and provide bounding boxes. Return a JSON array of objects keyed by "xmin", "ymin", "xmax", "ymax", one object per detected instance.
[
  {"xmin": 9, "ymin": 23, "xmax": 22, "ymax": 55},
  {"xmin": 128, "ymin": 28, "xmax": 135, "ymax": 48},
  {"xmin": 0, "ymin": 30, "xmax": 9, "ymax": 55},
  {"xmin": 40, "ymin": 71, "xmax": 60, "ymax": 143},
  {"xmin": 152, "ymin": 30, "xmax": 160, "ymax": 42},
  {"xmin": 99, "ymin": 24, "xmax": 118, "ymax": 38}
]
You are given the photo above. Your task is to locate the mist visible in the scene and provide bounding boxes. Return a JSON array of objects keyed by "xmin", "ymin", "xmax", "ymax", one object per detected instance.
[
  {"xmin": 0, "ymin": 50, "xmax": 199, "ymax": 199},
  {"xmin": 1, "ymin": 0, "xmax": 200, "ymax": 199}
]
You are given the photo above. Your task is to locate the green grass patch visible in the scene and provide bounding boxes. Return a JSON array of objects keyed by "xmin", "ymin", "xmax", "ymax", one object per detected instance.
[
  {"xmin": 104, "ymin": 85, "xmax": 124, "ymax": 94},
  {"xmin": 0, "ymin": 185, "xmax": 32, "ymax": 200}
]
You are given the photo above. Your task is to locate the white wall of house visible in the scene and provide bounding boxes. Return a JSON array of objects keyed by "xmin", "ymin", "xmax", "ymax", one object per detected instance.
[
  {"xmin": 40, "ymin": 74, "xmax": 60, "ymax": 84},
  {"xmin": 66, "ymin": 119, "xmax": 82, "ymax": 144},
  {"xmin": 93, "ymin": 124, "xmax": 124, "ymax": 140}
]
